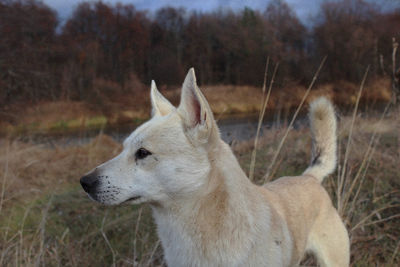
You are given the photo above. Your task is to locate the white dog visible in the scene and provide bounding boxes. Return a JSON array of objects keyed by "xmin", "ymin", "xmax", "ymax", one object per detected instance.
[{"xmin": 80, "ymin": 69, "xmax": 349, "ymax": 266}]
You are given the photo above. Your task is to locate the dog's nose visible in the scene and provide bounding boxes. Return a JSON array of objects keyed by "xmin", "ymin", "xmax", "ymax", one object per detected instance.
[{"xmin": 80, "ymin": 174, "xmax": 99, "ymax": 193}]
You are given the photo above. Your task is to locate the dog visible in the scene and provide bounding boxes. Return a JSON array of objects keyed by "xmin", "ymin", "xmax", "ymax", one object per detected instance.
[{"xmin": 80, "ymin": 68, "xmax": 349, "ymax": 266}]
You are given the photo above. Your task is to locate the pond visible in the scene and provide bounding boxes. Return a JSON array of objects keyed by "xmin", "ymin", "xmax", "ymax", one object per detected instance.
[{"xmin": 23, "ymin": 112, "xmax": 307, "ymax": 148}]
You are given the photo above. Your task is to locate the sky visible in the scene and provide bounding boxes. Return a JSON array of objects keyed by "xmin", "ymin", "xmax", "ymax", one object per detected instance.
[
  {"xmin": 42, "ymin": 0, "xmax": 398, "ymax": 25},
  {"xmin": 42, "ymin": 0, "xmax": 322, "ymax": 23}
]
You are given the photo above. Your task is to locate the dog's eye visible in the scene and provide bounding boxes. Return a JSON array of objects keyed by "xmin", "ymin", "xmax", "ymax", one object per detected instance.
[{"xmin": 135, "ymin": 148, "xmax": 152, "ymax": 160}]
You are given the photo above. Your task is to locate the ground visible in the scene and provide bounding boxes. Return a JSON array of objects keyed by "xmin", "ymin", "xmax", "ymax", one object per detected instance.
[
  {"xmin": 0, "ymin": 102, "xmax": 398, "ymax": 266},
  {"xmin": 0, "ymin": 78, "xmax": 392, "ymax": 137}
]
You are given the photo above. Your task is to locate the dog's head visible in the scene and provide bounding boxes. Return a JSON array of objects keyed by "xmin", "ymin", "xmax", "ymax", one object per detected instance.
[{"xmin": 80, "ymin": 69, "xmax": 220, "ymax": 206}]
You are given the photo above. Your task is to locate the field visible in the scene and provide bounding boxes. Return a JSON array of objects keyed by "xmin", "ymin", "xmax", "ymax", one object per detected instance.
[
  {"xmin": 0, "ymin": 78, "xmax": 392, "ymax": 137},
  {"xmin": 1, "ymin": 0, "xmax": 399, "ymax": 265},
  {"xmin": 0, "ymin": 92, "xmax": 399, "ymax": 266}
]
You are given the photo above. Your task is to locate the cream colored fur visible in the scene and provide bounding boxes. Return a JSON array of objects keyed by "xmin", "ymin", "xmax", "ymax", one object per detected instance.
[
  {"xmin": 303, "ymin": 97, "xmax": 337, "ymax": 181},
  {"xmin": 81, "ymin": 69, "xmax": 350, "ymax": 266}
]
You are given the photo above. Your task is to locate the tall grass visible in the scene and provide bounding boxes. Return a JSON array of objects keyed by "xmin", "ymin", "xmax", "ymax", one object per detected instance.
[
  {"xmin": 0, "ymin": 136, "xmax": 162, "ymax": 266},
  {"xmin": 249, "ymin": 57, "xmax": 275, "ymax": 181},
  {"xmin": 263, "ymin": 56, "xmax": 327, "ymax": 182},
  {"xmin": 238, "ymin": 105, "xmax": 399, "ymax": 265},
  {"xmin": 0, "ymin": 86, "xmax": 399, "ymax": 265},
  {"xmin": 337, "ymin": 65, "xmax": 370, "ymax": 213}
]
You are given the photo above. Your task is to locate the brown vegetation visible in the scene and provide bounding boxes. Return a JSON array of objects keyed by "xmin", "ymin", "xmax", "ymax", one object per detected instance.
[
  {"xmin": 0, "ymin": 107, "xmax": 399, "ymax": 265},
  {"xmin": 0, "ymin": 78, "xmax": 392, "ymax": 137},
  {"xmin": 0, "ymin": 0, "xmax": 399, "ymax": 107},
  {"xmin": 0, "ymin": 0, "xmax": 399, "ymax": 264}
]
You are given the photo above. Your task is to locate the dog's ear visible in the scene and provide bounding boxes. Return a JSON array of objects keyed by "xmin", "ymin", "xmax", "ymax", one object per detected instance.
[
  {"xmin": 150, "ymin": 80, "xmax": 175, "ymax": 117},
  {"xmin": 178, "ymin": 68, "xmax": 217, "ymax": 143}
]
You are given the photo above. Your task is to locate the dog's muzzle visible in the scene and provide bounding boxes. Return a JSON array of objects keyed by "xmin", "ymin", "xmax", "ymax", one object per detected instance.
[{"xmin": 80, "ymin": 174, "xmax": 99, "ymax": 195}]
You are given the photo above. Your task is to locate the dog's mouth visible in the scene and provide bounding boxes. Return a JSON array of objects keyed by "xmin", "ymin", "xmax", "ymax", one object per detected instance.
[{"xmin": 123, "ymin": 196, "xmax": 142, "ymax": 203}]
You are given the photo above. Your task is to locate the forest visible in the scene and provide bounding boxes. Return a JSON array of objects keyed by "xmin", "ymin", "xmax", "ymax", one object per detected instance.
[{"xmin": 1, "ymin": 0, "xmax": 399, "ymax": 107}]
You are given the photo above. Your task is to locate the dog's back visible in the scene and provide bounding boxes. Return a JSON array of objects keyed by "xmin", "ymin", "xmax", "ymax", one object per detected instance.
[{"xmin": 258, "ymin": 97, "xmax": 349, "ymax": 266}]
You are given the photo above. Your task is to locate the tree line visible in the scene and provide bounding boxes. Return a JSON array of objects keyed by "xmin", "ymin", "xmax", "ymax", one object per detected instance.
[{"xmin": 0, "ymin": 0, "xmax": 399, "ymax": 106}]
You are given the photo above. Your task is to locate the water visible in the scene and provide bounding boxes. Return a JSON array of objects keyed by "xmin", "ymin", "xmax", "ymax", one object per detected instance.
[
  {"xmin": 18, "ymin": 113, "xmax": 307, "ymax": 147},
  {"xmin": 10, "ymin": 101, "xmax": 389, "ymax": 147}
]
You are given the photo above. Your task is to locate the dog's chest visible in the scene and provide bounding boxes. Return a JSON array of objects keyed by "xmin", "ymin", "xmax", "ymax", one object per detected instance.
[
  {"xmin": 157, "ymin": 222, "xmax": 203, "ymax": 266},
  {"xmin": 154, "ymin": 213, "xmax": 222, "ymax": 266},
  {"xmin": 153, "ymin": 209, "xmax": 253, "ymax": 266},
  {"xmin": 152, "ymin": 206, "xmax": 293, "ymax": 267}
]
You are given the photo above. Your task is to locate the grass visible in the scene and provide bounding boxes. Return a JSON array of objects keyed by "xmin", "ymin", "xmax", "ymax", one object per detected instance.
[
  {"xmin": 236, "ymin": 107, "xmax": 400, "ymax": 265},
  {"xmin": 0, "ymin": 188, "xmax": 160, "ymax": 266},
  {"xmin": 0, "ymin": 103, "xmax": 399, "ymax": 265},
  {"xmin": 0, "ymin": 77, "xmax": 392, "ymax": 137},
  {"xmin": 0, "ymin": 136, "xmax": 163, "ymax": 266}
]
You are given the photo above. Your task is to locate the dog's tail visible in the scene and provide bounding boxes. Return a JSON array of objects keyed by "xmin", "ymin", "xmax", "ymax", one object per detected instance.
[{"xmin": 303, "ymin": 97, "xmax": 337, "ymax": 182}]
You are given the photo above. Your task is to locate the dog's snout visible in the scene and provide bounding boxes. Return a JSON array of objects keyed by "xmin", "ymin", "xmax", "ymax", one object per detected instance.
[{"xmin": 80, "ymin": 174, "xmax": 99, "ymax": 193}]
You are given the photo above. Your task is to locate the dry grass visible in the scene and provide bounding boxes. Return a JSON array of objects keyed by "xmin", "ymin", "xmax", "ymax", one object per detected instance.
[
  {"xmin": 0, "ymin": 104, "xmax": 399, "ymax": 265},
  {"xmin": 0, "ymin": 135, "xmax": 164, "ymax": 266},
  {"xmin": 236, "ymin": 106, "xmax": 400, "ymax": 265},
  {"xmin": 0, "ymin": 77, "xmax": 392, "ymax": 137},
  {"xmin": 0, "ymin": 135, "xmax": 122, "ymax": 204}
]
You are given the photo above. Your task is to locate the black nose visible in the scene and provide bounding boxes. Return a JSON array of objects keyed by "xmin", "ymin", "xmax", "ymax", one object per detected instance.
[{"xmin": 80, "ymin": 174, "xmax": 99, "ymax": 193}]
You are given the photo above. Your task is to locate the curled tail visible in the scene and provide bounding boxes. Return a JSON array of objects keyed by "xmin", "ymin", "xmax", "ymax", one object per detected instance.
[{"xmin": 303, "ymin": 97, "xmax": 337, "ymax": 182}]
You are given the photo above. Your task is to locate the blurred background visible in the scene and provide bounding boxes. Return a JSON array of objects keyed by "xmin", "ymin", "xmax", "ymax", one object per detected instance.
[
  {"xmin": 1, "ymin": 0, "xmax": 399, "ymax": 135},
  {"xmin": 0, "ymin": 0, "xmax": 399, "ymax": 266}
]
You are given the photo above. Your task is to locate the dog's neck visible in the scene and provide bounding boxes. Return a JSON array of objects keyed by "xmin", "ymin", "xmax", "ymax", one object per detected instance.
[
  {"xmin": 150, "ymin": 140, "xmax": 260, "ymax": 265},
  {"xmin": 152, "ymin": 139, "xmax": 254, "ymax": 211}
]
